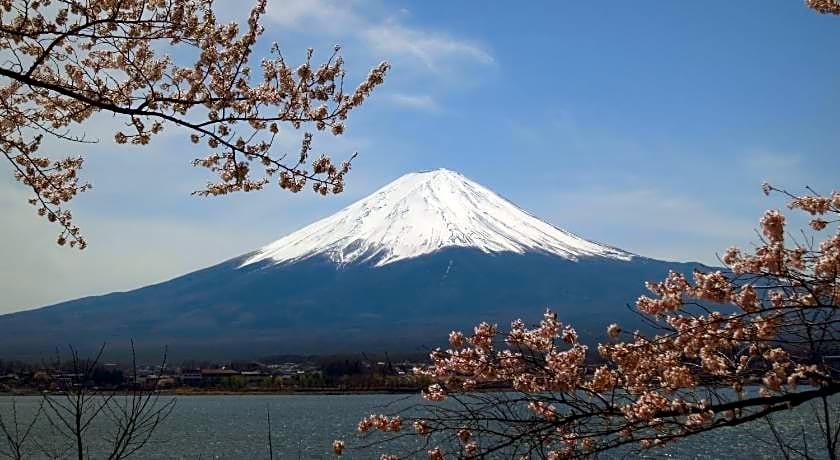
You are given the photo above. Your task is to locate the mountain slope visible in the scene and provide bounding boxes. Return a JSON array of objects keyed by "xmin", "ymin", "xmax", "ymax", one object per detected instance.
[{"xmin": 0, "ymin": 169, "xmax": 704, "ymax": 360}]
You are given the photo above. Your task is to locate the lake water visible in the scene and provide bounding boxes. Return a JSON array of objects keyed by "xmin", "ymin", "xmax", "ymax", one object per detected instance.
[{"xmin": 0, "ymin": 393, "xmax": 828, "ymax": 458}]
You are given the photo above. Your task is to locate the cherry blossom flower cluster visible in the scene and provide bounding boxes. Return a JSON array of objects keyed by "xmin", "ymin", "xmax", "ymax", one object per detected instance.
[
  {"xmin": 357, "ymin": 414, "xmax": 402, "ymax": 433},
  {"xmin": 528, "ymin": 400, "xmax": 557, "ymax": 420},
  {"xmin": 457, "ymin": 428, "xmax": 479, "ymax": 456},
  {"xmin": 426, "ymin": 447, "xmax": 444, "ymax": 460},
  {"xmin": 1, "ymin": 0, "xmax": 388, "ymax": 247},
  {"xmin": 331, "ymin": 439, "xmax": 344, "ymax": 456},
  {"xmin": 807, "ymin": 0, "xmax": 840, "ymax": 15},
  {"xmin": 10, "ymin": 145, "xmax": 90, "ymax": 248},
  {"xmin": 414, "ymin": 310, "xmax": 589, "ymax": 398}
]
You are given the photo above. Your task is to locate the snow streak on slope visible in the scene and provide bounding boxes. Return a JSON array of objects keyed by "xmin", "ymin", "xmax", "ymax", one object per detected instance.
[{"xmin": 242, "ymin": 169, "xmax": 633, "ymax": 268}]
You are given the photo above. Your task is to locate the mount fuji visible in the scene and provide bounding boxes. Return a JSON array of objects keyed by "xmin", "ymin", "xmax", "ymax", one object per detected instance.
[
  {"xmin": 243, "ymin": 168, "xmax": 633, "ymax": 267},
  {"xmin": 0, "ymin": 169, "xmax": 704, "ymax": 360}
]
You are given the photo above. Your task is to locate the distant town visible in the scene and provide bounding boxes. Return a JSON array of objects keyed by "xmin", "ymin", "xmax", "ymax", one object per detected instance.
[{"xmin": 0, "ymin": 355, "xmax": 431, "ymax": 394}]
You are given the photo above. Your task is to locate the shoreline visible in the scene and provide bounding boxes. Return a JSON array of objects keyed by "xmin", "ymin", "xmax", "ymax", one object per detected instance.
[{"xmin": 0, "ymin": 387, "xmax": 425, "ymax": 397}]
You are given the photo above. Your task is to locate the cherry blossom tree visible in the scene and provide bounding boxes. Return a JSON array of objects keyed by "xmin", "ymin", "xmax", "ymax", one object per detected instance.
[
  {"xmin": 333, "ymin": 4, "xmax": 840, "ymax": 458},
  {"xmin": 1, "ymin": 0, "xmax": 389, "ymax": 249},
  {"xmin": 342, "ymin": 186, "xmax": 839, "ymax": 459}
]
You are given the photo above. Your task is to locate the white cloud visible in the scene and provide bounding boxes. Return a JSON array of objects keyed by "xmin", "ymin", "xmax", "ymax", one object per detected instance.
[
  {"xmin": 361, "ymin": 21, "xmax": 493, "ymax": 72},
  {"xmin": 264, "ymin": 0, "xmax": 362, "ymax": 34},
  {"xmin": 263, "ymin": 2, "xmax": 493, "ymax": 74},
  {"xmin": 388, "ymin": 93, "xmax": 439, "ymax": 111}
]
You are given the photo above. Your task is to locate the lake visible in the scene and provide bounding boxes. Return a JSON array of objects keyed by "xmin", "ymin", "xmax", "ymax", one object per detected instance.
[{"xmin": 0, "ymin": 393, "xmax": 827, "ymax": 458}]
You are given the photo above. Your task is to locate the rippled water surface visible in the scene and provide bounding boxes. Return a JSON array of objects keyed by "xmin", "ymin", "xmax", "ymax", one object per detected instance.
[{"xmin": 0, "ymin": 394, "xmax": 831, "ymax": 458}]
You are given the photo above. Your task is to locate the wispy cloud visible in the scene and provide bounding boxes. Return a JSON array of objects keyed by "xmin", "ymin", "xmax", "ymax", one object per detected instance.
[
  {"xmin": 535, "ymin": 186, "xmax": 755, "ymax": 265},
  {"xmin": 263, "ymin": 0, "xmax": 361, "ymax": 34},
  {"xmin": 263, "ymin": 1, "xmax": 493, "ymax": 74},
  {"xmin": 740, "ymin": 150, "xmax": 804, "ymax": 187},
  {"xmin": 361, "ymin": 21, "xmax": 493, "ymax": 72},
  {"xmin": 388, "ymin": 93, "xmax": 439, "ymax": 111}
]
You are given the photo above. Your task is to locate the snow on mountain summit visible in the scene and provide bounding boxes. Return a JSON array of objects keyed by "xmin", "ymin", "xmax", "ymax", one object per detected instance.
[{"xmin": 242, "ymin": 168, "xmax": 633, "ymax": 268}]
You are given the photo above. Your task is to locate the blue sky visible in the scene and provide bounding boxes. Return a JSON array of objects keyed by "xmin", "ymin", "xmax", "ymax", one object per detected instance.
[{"xmin": 2, "ymin": 0, "xmax": 839, "ymax": 312}]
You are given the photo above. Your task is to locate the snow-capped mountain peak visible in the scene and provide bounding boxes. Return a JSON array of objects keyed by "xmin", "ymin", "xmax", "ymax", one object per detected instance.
[{"xmin": 242, "ymin": 168, "xmax": 633, "ymax": 268}]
